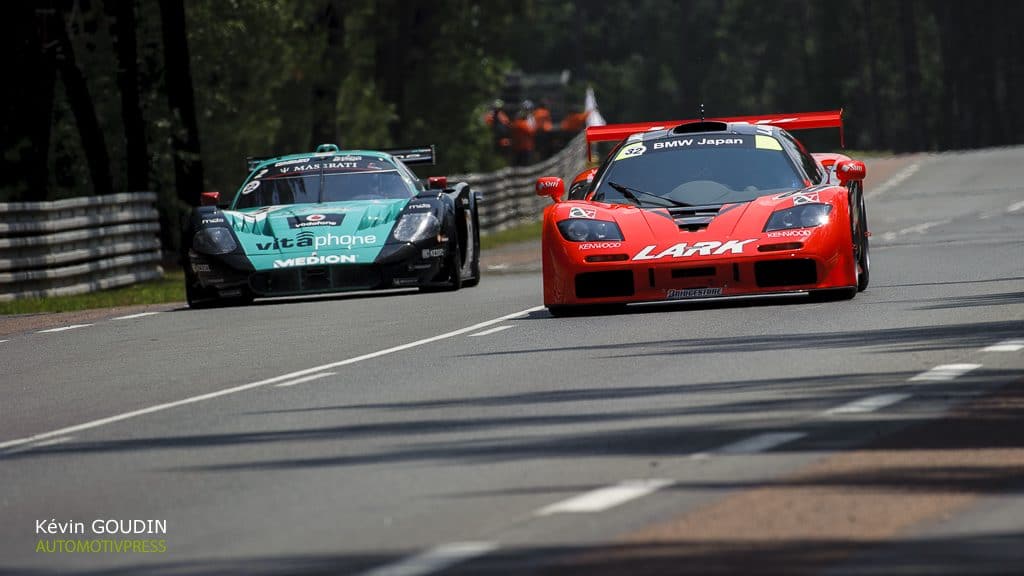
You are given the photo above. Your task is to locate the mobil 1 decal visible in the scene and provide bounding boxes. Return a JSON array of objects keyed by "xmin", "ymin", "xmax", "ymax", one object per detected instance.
[
  {"xmin": 287, "ymin": 213, "xmax": 345, "ymax": 228},
  {"xmin": 650, "ymin": 134, "xmax": 751, "ymax": 151}
]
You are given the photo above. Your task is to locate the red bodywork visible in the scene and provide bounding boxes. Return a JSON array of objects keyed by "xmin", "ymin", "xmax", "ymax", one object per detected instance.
[{"xmin": 539, "ymin": 110, "xmax": 868, "ymax": 311}]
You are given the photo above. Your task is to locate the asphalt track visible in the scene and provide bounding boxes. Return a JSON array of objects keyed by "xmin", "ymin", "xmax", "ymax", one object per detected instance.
[{"xmin": 1, "ymin": 147, "xmax": 1022, "ymax": 575}]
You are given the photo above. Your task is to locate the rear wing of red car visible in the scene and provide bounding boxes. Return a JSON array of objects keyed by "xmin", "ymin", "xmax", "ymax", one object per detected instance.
[{"xmin": 585, "ymin": 109, "xmax": 844, "ymax": 160}]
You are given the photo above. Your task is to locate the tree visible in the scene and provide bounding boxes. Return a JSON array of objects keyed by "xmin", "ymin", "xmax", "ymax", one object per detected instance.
[
  {"xmin": 159, "ymin": 0, "xmax": 203, "ymax": 206},
  {"xmin": 106, "ymin": 0, "xmax": 149, "ymax": 191},
  {"xmin": 54, "ymin": 4, "xmax": 113, "ymax": 196}
]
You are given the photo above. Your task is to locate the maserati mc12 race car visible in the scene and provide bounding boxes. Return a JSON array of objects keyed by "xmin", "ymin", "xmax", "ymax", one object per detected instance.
[{"xmin": 184, "ymin": 144, "xmax": 480, "ymax": 307}]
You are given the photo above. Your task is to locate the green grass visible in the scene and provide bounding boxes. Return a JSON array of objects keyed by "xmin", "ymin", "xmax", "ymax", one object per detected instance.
[
  {"xmin": 480, "ymin": 220, "xmax": 543, "ymax": 250},
  {"xmin": 0, "ymin": 269, "xmax": 185, "ymax": 315}
]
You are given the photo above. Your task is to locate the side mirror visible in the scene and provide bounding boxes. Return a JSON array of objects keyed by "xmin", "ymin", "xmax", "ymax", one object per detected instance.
[
  {"xmin": 834, "ymin": 160, "xmax": 866, "ymax": 184},
  {"xmin": 535, "ymin": 176, "xmax": 564, "ymax": 203},
  {"xmin": 200, "ymin": 191, "xmax": 220, "ymax": 206},
  {"xmin": 427, "ymin": 176, "xmax": 448, "ymax": 190}
]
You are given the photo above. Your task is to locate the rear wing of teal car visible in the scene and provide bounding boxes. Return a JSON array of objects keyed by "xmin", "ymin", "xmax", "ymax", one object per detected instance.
[{"xmin": 245, "ymin": 145, "xmax": 436, "ymax": 172}]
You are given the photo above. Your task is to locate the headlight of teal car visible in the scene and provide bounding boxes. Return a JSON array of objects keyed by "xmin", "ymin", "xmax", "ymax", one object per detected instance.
[
  {"xmin": 557, "ymin": 219, "xmax": 624, "ymax": 242},
  {"xmin": 192, "ymin": 227, "xmax": 237, "ymax": 255},
  {"xmin": 764, "ymin": 203, "xmax": 832, "ymax": 232},
  {"xmin": 392, "ymin": 212, "xmax": 440, "ymax": 243}
]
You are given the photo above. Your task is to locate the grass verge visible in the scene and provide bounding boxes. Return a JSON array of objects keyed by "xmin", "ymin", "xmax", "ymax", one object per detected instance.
[
  {"xmin": 481, "ymin": 220, "xmax": 542, "ymax": 250},
  {"xmin": 0, "ymin": 269, "xmax": 185, "ymax": 315}
]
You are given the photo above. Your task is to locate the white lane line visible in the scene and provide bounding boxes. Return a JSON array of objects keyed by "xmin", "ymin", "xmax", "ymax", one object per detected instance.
[
  {"xmin": 825, "ymin": 393, "xmax": 911, "ymax": 415},
  {"xmin": 909, "ymin": 363, "xmax": 982, "ymax": 382},
  {"xmin": 274, "ymin": 371, "xmax": 336, "ymax": 388},
  {"xmin": 535, "ymin": 479, "xmax": 675, "ymax": 516},
  {"xmin": 881, "ymin": 219, "xmax": 951, "ymax": 241},
  {"xmin": 112, "ymin": 312, "xmax": 161, "ymax": 320},
  {"xmin": 983, "ymin": 339, "xmax": 1024, "ymax": 353},
  {"xmin": 467, "ymin": 325, "xmax": 514, "ymax": 338},
  {"xmin": 866, "ymin": 161, "xmax": 921, "ymax": 199},
  {"xmin": 37, "ymin": 324, "xmax": 93, "ymax": 333},
  {"xmin": 0, "ymin": 339, "xmax": 8, "ymax": 343},
  {"xmin": 1007, "ymin": 200, "xmax": 1024, "ymax": 213},
  {"xmin": 357, "ymin": 542, "xmax": 498, "ymax": 576},
  {"xmin": 691, "ymin": 432, "xmax": 805, "ymax": 460},
  {"xmin": 0, "ymin": 305, "xmax": 545, "ymax": 451}
]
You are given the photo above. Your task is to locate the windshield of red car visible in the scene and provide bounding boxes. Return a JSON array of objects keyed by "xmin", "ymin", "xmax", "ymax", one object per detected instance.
[
  {"xmin": 233, "ymin": 156, "xmax": 414, "ymax": 209},
  {"xmin": 593, "ymin": 134, "xmax": 804, "ymax": 206}
]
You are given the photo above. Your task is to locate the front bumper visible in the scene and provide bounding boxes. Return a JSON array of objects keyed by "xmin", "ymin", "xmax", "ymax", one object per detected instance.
[
  {"xmin": 542, "ymin": 240, "xmax": 856, "ymax": 306},
  {"xmin": 188, "ymin": 243, "xmax": 448, "ymax": 297}
]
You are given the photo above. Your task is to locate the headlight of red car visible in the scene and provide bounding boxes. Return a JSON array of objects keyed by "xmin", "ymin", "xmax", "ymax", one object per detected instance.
[
  {"xmin": 764, "ymin": 203, "xmax": 832, "ymax": 232},
  {"xmin": 557, "ymin": 219, "xmax": 624, "ymax": 242}
]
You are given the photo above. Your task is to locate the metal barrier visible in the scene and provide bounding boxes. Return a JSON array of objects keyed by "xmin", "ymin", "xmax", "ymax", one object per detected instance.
[
  {"xmin": 453, "ymin": 132, "xmax": 587, "ymax": 234},
  {"xmin": 0, "ymin": 192, "xmax": 163, "ymax": 301}
]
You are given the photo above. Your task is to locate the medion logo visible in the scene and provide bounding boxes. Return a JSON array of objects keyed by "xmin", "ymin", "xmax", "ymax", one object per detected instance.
[
  {"xmin": 273, "ymin": 255, "xmax": 357, "ymax": 268},
  {"xmin": 256, "ymin": 232, "xmax": 377, "ymax": 251}
]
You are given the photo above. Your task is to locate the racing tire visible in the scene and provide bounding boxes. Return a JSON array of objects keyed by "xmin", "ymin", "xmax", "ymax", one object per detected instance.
[
  {"xmin": 462, "ymin": 207, "xmax": 481, "ymax": 288},
  {"xmin": 856, "ymin": 194, "xmax": 870, "ymax": 292}
]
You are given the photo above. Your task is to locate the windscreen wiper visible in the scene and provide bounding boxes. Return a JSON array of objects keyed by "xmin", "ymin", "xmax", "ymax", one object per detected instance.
[{"xmin": 607, "ymin": 181, "xmax": 691, "ymax": 208}]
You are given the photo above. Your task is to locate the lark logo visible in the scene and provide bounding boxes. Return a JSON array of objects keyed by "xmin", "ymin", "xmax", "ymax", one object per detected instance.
[{"xmin": 633, "ymin": 239, "xmax": 755, "ymax": 260}]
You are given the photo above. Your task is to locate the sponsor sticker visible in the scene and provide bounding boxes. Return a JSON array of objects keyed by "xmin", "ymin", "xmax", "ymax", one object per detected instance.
[
  {"xmin": 241, "ymin": 181, "xmax": 260, "ymax": 195},
  {"xmin": 287, "ymin": 214, "xmax": 344, "ymax": 228},
  {"xmin": 273, "ymin": 254, "xmax": 358, "ymax": 268},
  {"xmin": 191, "ymin": 263, "xmax": 211, "ymax": 273},
  {"xmin": 578, "ymin": 242, "xmax": 622, "ymax": 250},
  {"xmin": 666, "ymin": 287, "xmax": 723, "ymax": 299},
  {"xmin": 421, "ymin": 248, "xmax": 445, "ymax": 258},
  {"xmin": 766, "ymin": 229, "xmax": 811, "ymax": 238},
  {"xmin": 274, "ymin": 158, "xmax": 312, "ymax": 167},
  {"xmin": 255, "ymin": 232, "xmax": 377, "ymax": 251},
  {"xmin": 614, "ymin": 142, "xmax": 647, "ymax": 160},
  {"xmin": 201, "ymin": 217, "xmax": 225, "ymax": 225},
  {"xmin": 755, "ymin": 135, "xmax": 783, "ymax": 150},
  {"xmin": 407, "ymin": 203, "xmax": 432, "ymax": 210},
  {"xmin": 792, "ymin": 192, "xmax": 820, "ymax": 205},
  {"xmin": 633, "ymin": 239, "xmax": 756, "ymax": 260},
  {"xmin": 652, "ymin": 137, "xmax": 746, "ymax": 150},
  {"xmin": 568, "ymin": 207, "xmax": 597, "ymax": 219}
]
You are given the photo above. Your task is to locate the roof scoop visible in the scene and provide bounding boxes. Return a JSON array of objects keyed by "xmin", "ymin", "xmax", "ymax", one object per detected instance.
[{"xmin": 672, "ymin": 121, "xmax": 728, "ymax": 134}]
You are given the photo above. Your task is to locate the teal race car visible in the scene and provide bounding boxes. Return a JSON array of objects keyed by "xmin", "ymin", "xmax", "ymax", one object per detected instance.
[{"xmin": 183, "ymin": 144, "xmax": 481, "ymax": 308}]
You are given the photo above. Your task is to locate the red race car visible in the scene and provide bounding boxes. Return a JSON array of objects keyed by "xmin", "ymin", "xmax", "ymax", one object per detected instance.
[{"xmin": 535, "ymin": 110, "xmax": 869, "ymax": 316}]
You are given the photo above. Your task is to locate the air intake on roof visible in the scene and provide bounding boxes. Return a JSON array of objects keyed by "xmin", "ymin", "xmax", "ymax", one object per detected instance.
[{"xmin": 672, "ymin": 121, "xmax": 729, "ymax": 134}]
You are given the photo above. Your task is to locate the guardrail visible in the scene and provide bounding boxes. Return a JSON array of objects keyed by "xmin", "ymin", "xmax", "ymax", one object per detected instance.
[
  {"xmin": 454, "ymin": 131, "xmax": 587, "ymax": 234},
  {"xmin": 0, "ymin": 192, "xmax": 163, "ymax": 301}
]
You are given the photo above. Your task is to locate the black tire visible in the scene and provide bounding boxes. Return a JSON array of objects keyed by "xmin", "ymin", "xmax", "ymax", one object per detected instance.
[
  {"xmin": 855, "ymin": 192, "xmax": 870, "ymax": 292},
  {"xmin": 462, "ymin": 210, "xmax": 481, "ymax": 288}
]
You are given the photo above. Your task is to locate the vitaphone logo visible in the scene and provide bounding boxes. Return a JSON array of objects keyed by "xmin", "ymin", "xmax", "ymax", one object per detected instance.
[{"xmin": 256, "ymin": 231, "xmax": 377, "ymax": 250}]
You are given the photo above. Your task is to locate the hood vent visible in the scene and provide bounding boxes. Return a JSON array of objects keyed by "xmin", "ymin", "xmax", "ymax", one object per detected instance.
[{"xmin": 668, "ymin": 204, "xmax": 724, "ymax": 232}]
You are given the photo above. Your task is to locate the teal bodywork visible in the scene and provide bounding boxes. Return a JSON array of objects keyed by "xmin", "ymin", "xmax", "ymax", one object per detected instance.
[{"xmin": 226, "ymin": 150, "xmax": 418, "ymax": 271}]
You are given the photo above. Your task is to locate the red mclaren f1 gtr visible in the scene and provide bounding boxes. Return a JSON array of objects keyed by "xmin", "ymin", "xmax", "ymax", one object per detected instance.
[{"xmin": 535, "ymin": 110, "xmax": 869, "ymax": 316}]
